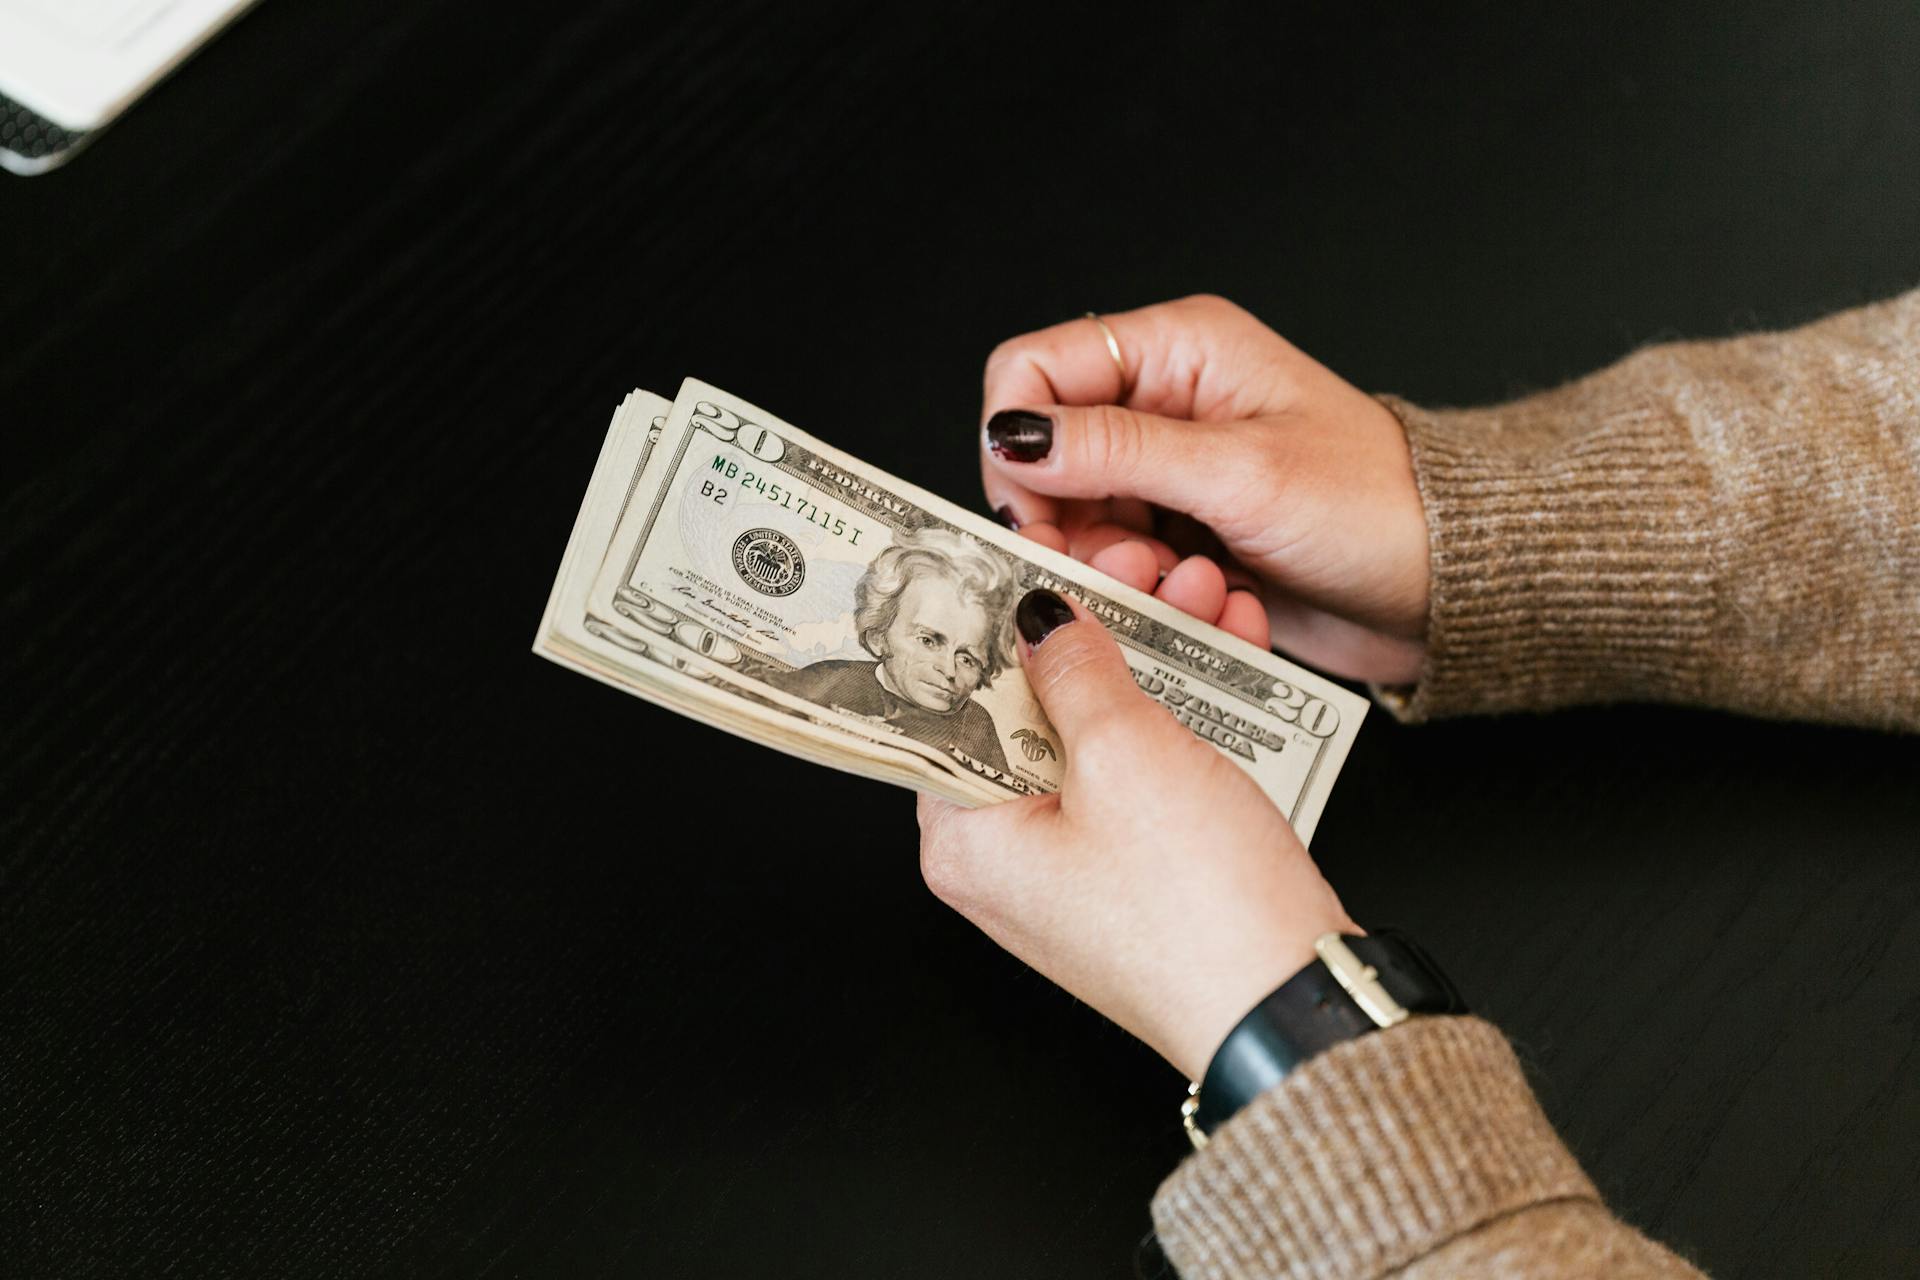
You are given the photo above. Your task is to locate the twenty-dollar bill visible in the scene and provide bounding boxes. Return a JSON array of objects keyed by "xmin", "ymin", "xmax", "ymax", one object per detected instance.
[{"xmin": 536, "ymin": 379, "xmax": 1367, "ymax": 843}]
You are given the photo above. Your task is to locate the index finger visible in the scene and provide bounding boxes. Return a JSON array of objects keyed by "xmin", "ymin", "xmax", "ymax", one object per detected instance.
[
  {"xmin": 979, "ymin": 296, "xmax": 1287, "ymax": 526},
  {"xmin": 982, "ymin": 294, "xmax": 1284, "ymax": 426},
  {"xmin": 977, "ymin": 310, "xmax": 1141, "ymax": 528},
  {"xmin": 980, "ymin": 311, "xmax": 1135, "ymax": 428}
]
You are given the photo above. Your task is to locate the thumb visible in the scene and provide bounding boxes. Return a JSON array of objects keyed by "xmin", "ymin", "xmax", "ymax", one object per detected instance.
[
  {"xmin": 1013, "ymin": 588, "xmax": 1157, "ymax": 747},
  {"xmin": 985, "ymin": 403, "xmax": 1249, "ymax": 518}
]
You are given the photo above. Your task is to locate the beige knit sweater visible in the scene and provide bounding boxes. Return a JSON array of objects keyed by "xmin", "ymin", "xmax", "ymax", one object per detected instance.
[{"xmin": 1150, "ymin": 288, "xmax": 1920, "ymax": 1279}]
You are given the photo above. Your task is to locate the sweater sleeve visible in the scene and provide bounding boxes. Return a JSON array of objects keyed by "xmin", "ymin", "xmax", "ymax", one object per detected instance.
[
  {"xmin": 1150, "ymin": 1017, "xmax": 1707, "ymax": 1280},
  {"xmin": 1374, "ymin": 287, "xmax": 1920, "ymax": 729}
]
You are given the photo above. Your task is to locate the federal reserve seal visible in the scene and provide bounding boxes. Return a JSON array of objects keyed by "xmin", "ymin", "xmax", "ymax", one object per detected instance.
[{"xmin": 731, "ymin": 527, "xmax": 806, "ymax": 597}]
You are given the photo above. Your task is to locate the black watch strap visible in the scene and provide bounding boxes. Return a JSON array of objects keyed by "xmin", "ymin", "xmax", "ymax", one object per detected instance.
[{"xmin": 1188, "ymin": 930, "xmax": 1467, "ymax": 1142}]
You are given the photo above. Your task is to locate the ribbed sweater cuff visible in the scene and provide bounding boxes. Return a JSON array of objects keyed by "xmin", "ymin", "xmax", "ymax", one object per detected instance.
[
  {"xmin": 1373, "ymin": 393, "xmax": 1715, "ymax": 721},
  {"xmin": 1151, "ymin": 1017, "xmax": 1597, "ymax": 1280}
]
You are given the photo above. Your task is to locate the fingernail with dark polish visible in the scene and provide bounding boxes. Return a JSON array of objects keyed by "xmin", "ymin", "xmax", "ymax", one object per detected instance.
[
  {"xmin": 994, "ymin": 505, "xmax": 1020, "ymax": 530},
  {"xmin": 986, "ymin": 410, "xmax": 1053, "ymax": 462},
  {"xmin": 1015, "ymin": 588, "xmax": 1075, "ymax": 647}
]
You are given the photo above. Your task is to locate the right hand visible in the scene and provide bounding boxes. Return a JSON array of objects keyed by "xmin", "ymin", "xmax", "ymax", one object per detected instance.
[
  {"xmin": 917, "ymin": 591, "xmax": 1359, "ymax": 1082},
  {"xmin": 980, "ymin": 295, "xmax": 1429, "ymax": 684}
]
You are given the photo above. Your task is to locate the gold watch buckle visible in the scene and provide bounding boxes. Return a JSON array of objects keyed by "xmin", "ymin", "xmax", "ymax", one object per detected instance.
[
  {"xmin": 1180, "ymin": 1081, "xmax": 1208, "ymax": 1151},
  {"xmin": 1315, "ymin": 932, "xmax": 1410, "ymax": 1029},
  {"xmin": 1181, "ymin": 934, "xmax": 1410, "ymax": 1154}
]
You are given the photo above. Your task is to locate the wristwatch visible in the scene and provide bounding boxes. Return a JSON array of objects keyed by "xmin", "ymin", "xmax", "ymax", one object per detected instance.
[{"xmin": 1181, "ymin": 929, "xmax": 1467, "ymax": 1149}]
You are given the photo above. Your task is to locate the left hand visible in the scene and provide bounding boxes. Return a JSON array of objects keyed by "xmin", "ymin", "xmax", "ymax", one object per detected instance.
[
  {"xmin": 978, "ymin": 296, "xmax": 1430, "ymax": 684},
  {"xmin": 916, "ymin": 590, "xmax": 1358, "ymax": 1081}
]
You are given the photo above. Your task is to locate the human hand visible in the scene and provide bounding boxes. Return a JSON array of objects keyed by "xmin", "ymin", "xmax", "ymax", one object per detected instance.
[
  {"xmin": 980, "ymin": 295, "xmax": 1429, "ymax": 684},
  {"xmin": 916, "ymin": 589, "xmax": 1358, "ymax": 1081}
]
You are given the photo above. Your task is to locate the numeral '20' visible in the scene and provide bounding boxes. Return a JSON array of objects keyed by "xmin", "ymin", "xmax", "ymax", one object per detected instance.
[{"xmin": 693, "ymin": 401, "xmax": 786, "ymax": 463}]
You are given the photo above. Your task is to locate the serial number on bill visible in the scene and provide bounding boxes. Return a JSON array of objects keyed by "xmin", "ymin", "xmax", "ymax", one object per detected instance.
[{"xmin": 700, "ymin": 456, "xmax": 864, "ymax": 545}]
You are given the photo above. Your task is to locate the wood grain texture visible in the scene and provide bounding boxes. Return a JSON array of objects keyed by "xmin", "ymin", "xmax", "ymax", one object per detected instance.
[{"xmin": 4, "ymin": 2, "xmax": 1917, "ymax": 1276}]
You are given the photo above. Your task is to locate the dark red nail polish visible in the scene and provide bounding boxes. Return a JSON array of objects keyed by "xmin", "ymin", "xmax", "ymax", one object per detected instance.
[
  {"xmin": 986, "ymin": 410, "xmax": 1053, "ymax": 462},
  {"xmin": 995, "ymin": 505, "xmax": 1019, "ymax": 530},
  {"xmin": 1015, "ymin": 589, "xmax": 1074, "ymax": 647}
]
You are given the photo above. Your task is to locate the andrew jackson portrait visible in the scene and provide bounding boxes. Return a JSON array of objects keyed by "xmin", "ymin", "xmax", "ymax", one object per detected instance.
[{"xmin": 766, "ymin": 527, "xmax": 1018, "ymax": 771}]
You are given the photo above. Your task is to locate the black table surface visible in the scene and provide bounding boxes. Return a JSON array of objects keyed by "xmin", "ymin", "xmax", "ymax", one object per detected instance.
[{"xmin": 6, "ymin": 4, "xmax": 1919, "ymax": 1277}]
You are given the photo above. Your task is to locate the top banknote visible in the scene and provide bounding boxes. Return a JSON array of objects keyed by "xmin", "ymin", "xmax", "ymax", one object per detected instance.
[{"xmin": 538, "ymin": 379, "xmax": 1368, "ymax": 843}]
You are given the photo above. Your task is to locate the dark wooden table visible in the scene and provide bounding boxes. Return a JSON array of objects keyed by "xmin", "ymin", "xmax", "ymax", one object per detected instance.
[{"xmin": 6, "ymin": 3, "xmax": 1918, "ymax": 1276}]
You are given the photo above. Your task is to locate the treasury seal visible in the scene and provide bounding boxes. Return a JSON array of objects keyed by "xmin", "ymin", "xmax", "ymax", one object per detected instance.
[{"xmin": 731, "ymin": 527, "xmax": 806, "ymax": 597}]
